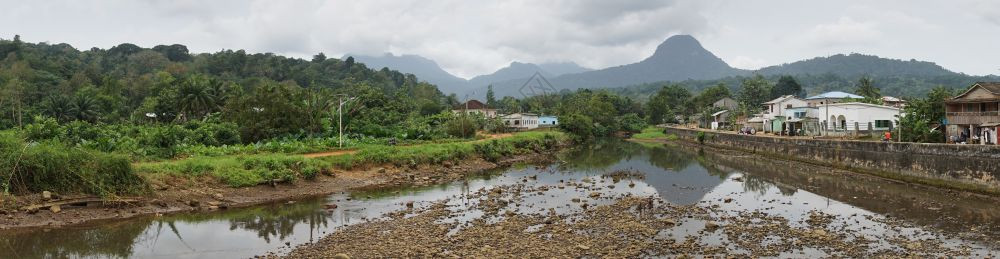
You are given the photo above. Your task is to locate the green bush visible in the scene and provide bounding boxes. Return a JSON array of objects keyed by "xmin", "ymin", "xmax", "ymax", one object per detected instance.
[
  {"xmin": 23, "ymin": 116, "xmax": 61, "ymax": 140},
  {"xmin": 697, "ymin": 131, "xmax": 707, "ymax": 144},
  {"xmin": 0, "ymin": 133, "xmax": 147, "ymax": 196}
]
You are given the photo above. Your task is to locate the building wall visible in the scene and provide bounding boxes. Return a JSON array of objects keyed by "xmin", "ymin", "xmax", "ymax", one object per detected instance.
[
  {"xmin": 663, "ymin": 127, "xmax": 1000, "ymax": 193},
  {"xmin": 820, "ymin": 104, "xmax": 899, "ymax": 131}
]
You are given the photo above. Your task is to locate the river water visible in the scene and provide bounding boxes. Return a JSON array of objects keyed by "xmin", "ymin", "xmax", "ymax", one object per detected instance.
[{"xmin": 1, "ymin": 140, "xmax": 998, "ymax": 258}]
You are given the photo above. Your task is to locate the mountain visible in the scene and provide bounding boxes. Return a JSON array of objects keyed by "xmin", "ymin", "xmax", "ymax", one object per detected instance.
[
  {"xmin": 347, "ymin": 53, "xmax": 468, "ymax": 94},
  {"xmin": 758, "ymin": 53, "xmax": 960, "ymax": 78},
  {"xmin": 468, "ymin": 62, "xmax": 553, "ymax": 88},
  {"xmin": 538, "ymin": 62, "xmax": 591, "ymax": 76},
  {"xmin": 470, "ymin": 34, "xmax": 745, "ymax": 98}
]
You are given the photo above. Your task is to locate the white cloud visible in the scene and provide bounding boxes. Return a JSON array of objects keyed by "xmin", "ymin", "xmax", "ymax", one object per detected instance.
[
  {"xmin": 0, "ymin": 0, "xmax": 998, "ymax": 76},
  {"xmin": 728, "ymin": 56, "xmax": 769, "ymax": 70},
  {"xmin": 803, "ymin": 17, "xmax": 882, "ymax": 47}
]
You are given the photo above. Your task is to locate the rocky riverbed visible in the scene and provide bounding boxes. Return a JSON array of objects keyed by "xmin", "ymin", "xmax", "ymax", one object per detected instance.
[{"xmin": 278, "ymin": 171, "xmax": 993, "ymax": 258}]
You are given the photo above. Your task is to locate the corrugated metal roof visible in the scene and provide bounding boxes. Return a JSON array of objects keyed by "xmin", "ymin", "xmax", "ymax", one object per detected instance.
[{"xmin": 805, "ymin": 91, "xmax": 863, "ymax": 100}]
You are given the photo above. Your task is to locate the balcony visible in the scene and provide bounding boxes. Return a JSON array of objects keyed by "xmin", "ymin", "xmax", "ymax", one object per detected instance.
[{"xmin": 946, "ymin": 111, "xmax": 1000, "ymax": 125}]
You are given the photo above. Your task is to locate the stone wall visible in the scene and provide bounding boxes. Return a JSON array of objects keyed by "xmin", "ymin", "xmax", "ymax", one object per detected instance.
[{"xmin": 663, "ymin": 127, "xmax": 1000, "ymax": 193}]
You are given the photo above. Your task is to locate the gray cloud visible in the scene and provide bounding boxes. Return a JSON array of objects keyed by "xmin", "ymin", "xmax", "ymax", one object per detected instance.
[{"xmin": 0, "ymin": 0, "xmax": 997, "ymax": 77}]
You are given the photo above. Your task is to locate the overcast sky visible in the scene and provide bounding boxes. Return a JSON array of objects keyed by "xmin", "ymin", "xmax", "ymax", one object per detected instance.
[{"xmin": 2, "ymin": 0, "xmax": 998, "ymax": 78}]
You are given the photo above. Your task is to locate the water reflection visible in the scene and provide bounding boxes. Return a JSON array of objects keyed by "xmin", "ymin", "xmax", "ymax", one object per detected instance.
[{"xmin": 1, "ymin": 139, "xmax": 998, "ymax": 258}]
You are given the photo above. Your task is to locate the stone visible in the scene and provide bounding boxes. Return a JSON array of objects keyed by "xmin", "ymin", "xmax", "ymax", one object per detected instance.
[
  {"xmin": 724, "ymin": 198, "xmax": 733, "ymax": 203},
  {"xmin": 207, "ymin": 201, "xmax": 221, "ymax": 206},
  {"xmin": 213, "ymin": 193, "xmax": 224, "ymax": 200},
  {"xmin": 589, "ymin": 192, "xmax": 600, "ymax": 198},
  {"xmin": 333, "ymin": 253, "xmax": 351, "ymax": 259},
  {"xmin": 576, "ymin": 244, "xmax": 590, "ymax": 250},
  {"xmin": 42, "ymin": 191, "xmax": 52, "ymax": 200},
  {"xmin": 405, "ymin": 201, "xmax": 414, "ymax": 208},
  {"xmin": 705, "ymin": 221, "xmax": 720, "ymax": 231},
  {"xmin": 325, "ymin": 204, "xmax": 339, "ymax": 209},
  {"xmin": 188, "ymin": 200, "xmax": 200, "ymax": 207},
  {"xmin": 208, "ymin": 206, "xmax": 219, "ymax": 210},
  {"xmin": 49, "ymin": 205, "xmax": 61, "ymax": 213},
  {"xmin": 151, "ymin": 199, "xmax": 168, "ymax": 208}
]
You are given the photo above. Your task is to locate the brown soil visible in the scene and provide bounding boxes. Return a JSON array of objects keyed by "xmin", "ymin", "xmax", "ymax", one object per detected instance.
[{"xmin": 0, "ymin": 150, "xmax": 556, "ymax": 230}]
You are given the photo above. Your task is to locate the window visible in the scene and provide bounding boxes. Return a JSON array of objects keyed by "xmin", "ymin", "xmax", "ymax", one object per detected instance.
[
  {"xmin": 875, "ymin": 120, "xmax": 892, "ymax": 128},
  {"xmin": 794, "ymin": 111, "xmax": 806, "ymax": 118},
  {"xmin": 786, "ymin": 104, "xmax": 792, "ymax": 109}
]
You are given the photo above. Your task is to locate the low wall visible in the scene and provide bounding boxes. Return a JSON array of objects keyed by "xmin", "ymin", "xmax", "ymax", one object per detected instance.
[{"xmin": 663, "ymin": 127, "xmax": 1000, "ymax": 193}]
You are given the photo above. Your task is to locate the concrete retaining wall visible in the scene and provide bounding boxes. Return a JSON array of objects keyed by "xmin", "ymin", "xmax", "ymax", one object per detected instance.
[{"xmin": 663, "ymin": 127, "xmax": 1000, "ymax": 193}]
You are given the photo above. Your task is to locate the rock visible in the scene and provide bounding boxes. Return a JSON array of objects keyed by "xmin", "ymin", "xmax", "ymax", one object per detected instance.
[
  {"xmin": 325, "ymin": 204, "xmax": 339, "ymax": 210},
  {"xmin": 723, "ymin": 198, "xmax": 733, "ymax": 203},
  {"xmin": 663, "ymin": 218, "xmax": 677, "ymax": 226},
  {"xmin": 213, "ymin": 193, "xmax": 224, "ymax": 200},
  {"xmin": 704, "ymin": 221, "xmax": 720, "ymax": 231},
  {"xmin": 378, "ymin": 168, "xmax": 387, "ymax": 174},
  {"xmin": 286, "ymin": 201, "xmax": 295, "ymax": 205},
  {"xmin": 207, "ymin": 201, "xmax": 221, "ymax": 206},
  {"xmin": 49, "ymin": 205, "xmax": 61, "ymax": 213},
  {"xmin": 589, "ymin": 192, "xmax": 600, "ymax": 198},
  {"xmin": 208, "ymin": 206, "xmax": 219, "ymax": 210},
  {"xmin": 42, "ymin": 191, "xmax": 52, "ymax": 200},
  {"xmin": 628, "ymin": 182, "xmax": 636, "ymax": 188},
  {"xmin": 571, "ymin": 198, "xmax": 581, "ymax": 203},
  {"xmin": 576, "ymin": 244, "xmax": 590, "ymax": 250},
  {"xmin": 188, "ymin": 200, "xmax": 200, "ymax": 207},
  {"xmin": 405, "ymin": 201, "xmax": 414, "ymax": 208},
  {"xmin": 333, "ymin": 253, "xmax": 351, "ymax": 259},
  {"xmin": 151, "ymin": 199, "xmax": 168, "ymax": 208}
]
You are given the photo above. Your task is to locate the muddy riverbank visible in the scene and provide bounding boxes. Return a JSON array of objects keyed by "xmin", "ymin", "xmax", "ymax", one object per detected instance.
[
  {"xmin": 4, "ymin": 139, "xmax": 999, "ymax": 258},
  {"xmin": 0, "ymin": 151, "xmax": 556, "ymax": 230}
]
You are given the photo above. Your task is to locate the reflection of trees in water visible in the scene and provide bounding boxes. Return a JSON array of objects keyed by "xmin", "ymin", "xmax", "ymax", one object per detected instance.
[
  {"xmin": 0, "ymin": 218, "xmax": 152, "ymax": 258},
  {"xmin": 742, "ymin": 174, "xmax": 775, "ymax": 196},
  {"xmin": 559, "ymin": 139, "xmax": 642, "ymax": 170},
  {"xmin": 1, "ymin": 198, "xmax": 330, "ymax": 258},
  {"xmin": 646, "ymin": 144, "xmax": 696, "ymax": 172}
]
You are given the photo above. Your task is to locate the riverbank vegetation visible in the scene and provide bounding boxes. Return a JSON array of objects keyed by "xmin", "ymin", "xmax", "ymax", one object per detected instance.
[{"xmin": 138, "ymin": 131, "xmax": 565, "ymax": 187}]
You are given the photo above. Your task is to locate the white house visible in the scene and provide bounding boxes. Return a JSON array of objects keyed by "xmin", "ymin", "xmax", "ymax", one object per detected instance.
[
  {"xmin": 452, "ymin": 100, "xmax": 498, "ymax": 118},
  {"xmin": 759, "ymin": 95, "xmax": 807, "ymax": 133},
  {"xmin": 805, "ymin": 91, "xmax": 864, "ymax": 107},
  {"xmin": 502, "ymin": 113, "xmax": 540, "ymax": 130},
  {"xmin": 539, "ymin": 115, "xmax": 558, "ymax": 127},
  {"xmin": 821, "ymin": 102, "xmax": 901, "ymax": 132}
]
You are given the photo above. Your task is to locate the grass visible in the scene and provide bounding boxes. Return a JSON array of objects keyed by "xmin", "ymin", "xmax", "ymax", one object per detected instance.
[
  {"xmin": 0, "ymin": 132, "xmax": 148, "ymax": 196},
  {"xmin": 631, "ymin": 127, "xmax": 667, "ymax": 140},
  {"xmin": 631, "ymin": 127, "xmax": 679, "ymax": 141},
  {"xmin": 138, "ymin": 131, "xmax": 567, "ymax": 188}
]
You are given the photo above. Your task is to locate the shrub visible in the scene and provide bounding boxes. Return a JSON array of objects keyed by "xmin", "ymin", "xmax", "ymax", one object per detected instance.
[
  {"xmin": 696, "ymin": 131, "xmax": 707, "ymax": 144},
  {"xmin": 558, "ymin": 114, "xmax": 594, "ymax": 142},
  {"xmin": 23, "ymin": 116, "xmax": 61, "ymax": 140},
  {"xmin": 0, "ymin": 133, "xmax": 147, "ymax": 196}
]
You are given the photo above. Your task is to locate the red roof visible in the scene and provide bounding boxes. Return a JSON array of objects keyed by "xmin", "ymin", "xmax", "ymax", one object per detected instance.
[{"xmin": 454, "ymin": 99, "xmax": 491, "ymax": 110}]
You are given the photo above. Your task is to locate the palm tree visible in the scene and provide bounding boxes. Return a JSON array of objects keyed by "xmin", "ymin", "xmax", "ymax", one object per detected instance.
[
  {"xmin": 41, "ymin": 95, "xmax": 73, "ymax": 122},
  {"xmin": 70, "ymin": 95, "xmax": 100, "ymax": 122},
  {"xmin": 175, "ymin": 75, "xmax": 216, "ymax": 121}
]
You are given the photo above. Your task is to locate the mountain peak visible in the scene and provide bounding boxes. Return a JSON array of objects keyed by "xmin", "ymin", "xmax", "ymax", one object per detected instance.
[{"xmin": 652, "ymin": 34, "xmax": 707, "ymax": 58}]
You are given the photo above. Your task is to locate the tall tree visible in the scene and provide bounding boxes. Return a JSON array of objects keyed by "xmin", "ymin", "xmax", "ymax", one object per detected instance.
[
  {"xmin": 771, "ymin": 75, "xmax": 804, "ymax": 98},
  {"xmin": 486, "ymin": 84, "xmax": 496, "ymax": 108},
  {"xmin": 736, "ymin": 75, "xmax": 773, "ymax": 114},
  {"xmin": 692, "ymin": 83, "xmax": 731, "ymax": 108},
  {"xmin": 646, "ymin": 84, "xmax": 691, "ymax": 124},
  {"xmin": 854, "ymin": 76, "xmax": 881, "ymax": 100}
]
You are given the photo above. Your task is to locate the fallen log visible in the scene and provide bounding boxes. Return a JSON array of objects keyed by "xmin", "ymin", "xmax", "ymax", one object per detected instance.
[{"xmin": 20, "ymin": 197, "xmax": 144, "ymax": 211}]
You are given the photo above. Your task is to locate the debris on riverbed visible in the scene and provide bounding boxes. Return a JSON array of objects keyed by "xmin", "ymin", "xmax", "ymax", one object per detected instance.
[{"xmin": 279, "ymin": 181, "xmax": 982, "ymax": 258}]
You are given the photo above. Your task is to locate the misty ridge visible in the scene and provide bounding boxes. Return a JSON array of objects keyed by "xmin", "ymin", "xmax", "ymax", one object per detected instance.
[{"xmin": 352, "ymin": 35, "xmax": 998, "ymax": 100}]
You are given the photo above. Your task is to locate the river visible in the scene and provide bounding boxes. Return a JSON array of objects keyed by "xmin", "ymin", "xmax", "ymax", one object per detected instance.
[{"xmin": 1, "ymin": 139, "xmax": 998, "ymax": 258}]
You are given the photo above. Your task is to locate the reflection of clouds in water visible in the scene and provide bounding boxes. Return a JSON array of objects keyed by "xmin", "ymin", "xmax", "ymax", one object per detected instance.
[{"xmin": 8, "ymin": 139, "xmax": 998, "ymax": 258}]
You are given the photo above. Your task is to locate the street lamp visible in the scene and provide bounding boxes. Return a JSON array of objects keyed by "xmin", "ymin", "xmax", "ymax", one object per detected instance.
[{"xmin": 333, "ymin": 94, "xmax": 357, "ymax": 148}]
